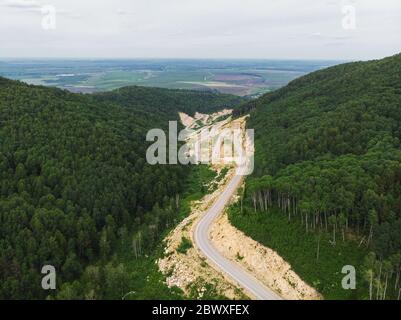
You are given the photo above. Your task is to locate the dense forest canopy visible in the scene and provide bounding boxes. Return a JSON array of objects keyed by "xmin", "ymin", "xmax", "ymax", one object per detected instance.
[
  {"xmin": 236, "ymin": 53, "xmax": 401, "ymax": 299},
  {"xmin": 93, "ymin": 86, "xmax": 244, "ymax": 117},
  {"xmin": 1, "ymin": 52, "xmax": 400, "ymax": 300},
  {"xmin": 0, "ymin": 77, "xmax": 243, "ymax": 299}
]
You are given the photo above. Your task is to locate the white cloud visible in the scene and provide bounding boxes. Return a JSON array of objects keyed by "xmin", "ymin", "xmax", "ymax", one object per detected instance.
[{"xmin": 0, "ymin": 0, "xmax": 400, "ymax": 60}]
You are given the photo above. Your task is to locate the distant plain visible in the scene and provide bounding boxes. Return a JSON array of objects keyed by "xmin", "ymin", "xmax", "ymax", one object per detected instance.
[{"xmin": 0, "ymin": 59, "xmax": 341, "ymax": 97}]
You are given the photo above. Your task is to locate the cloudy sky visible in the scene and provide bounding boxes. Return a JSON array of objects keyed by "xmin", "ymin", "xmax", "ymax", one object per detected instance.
[{"xmin": 0, "ymin": 0, "xmax": 400, "ymax": 60}]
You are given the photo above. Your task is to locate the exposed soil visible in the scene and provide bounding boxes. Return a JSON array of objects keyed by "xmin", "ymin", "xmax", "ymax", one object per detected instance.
[
  {"xmin": 210, "ymin": 204, "xmax": 322, "ymax": 300},
  {"xmin": 157, "ymin": 168, "xmax": 246, "ymax": 299}
]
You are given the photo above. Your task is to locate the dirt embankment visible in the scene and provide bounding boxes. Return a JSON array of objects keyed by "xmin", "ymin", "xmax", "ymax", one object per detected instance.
[
  {"xmin": 157, "ymin": 168, "xmax": 246, "ymax": 299},
  {"xmin": 158, "ymin": 168, "xmax": 322, "ymax": 300},
  {"xmin": 210, "ymin": 202, "xmax": 322, "ymax": 300},
  {"xmin": 179, "ymin": 109, "xmax": 232, "ymax": 130}
]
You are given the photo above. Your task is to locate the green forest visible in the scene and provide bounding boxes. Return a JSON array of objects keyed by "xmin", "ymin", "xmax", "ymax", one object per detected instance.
[
  {"xmin": 0, "ymin": 77, "xmax": 242, "ymax": 299},
  {"xmin": 231, "ymin": 53, "xmax": 401, "ymax": 299},
  {"xmin": 1, "ymin": 53, "xmax": 401, "ymax": 300}
]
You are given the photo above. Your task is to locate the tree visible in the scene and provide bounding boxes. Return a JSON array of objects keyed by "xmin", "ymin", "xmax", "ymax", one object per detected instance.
[
  {"xmin": 328, "ymin": 215, "xmax": 337, "ymax": 245},
  {"xmin": 367, "ymin": 210, "xmax": 378, "ymax": 247}
]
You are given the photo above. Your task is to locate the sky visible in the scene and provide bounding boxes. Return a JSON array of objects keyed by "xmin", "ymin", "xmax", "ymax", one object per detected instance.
[{"xmin": 0, "ymin": 0, "xmax": 400, "ymax": 60}]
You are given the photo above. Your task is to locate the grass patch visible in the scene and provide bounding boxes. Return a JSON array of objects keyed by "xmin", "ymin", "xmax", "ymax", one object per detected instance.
[
  {"xmin": 177, "ymin": 237, "xmax": 193, "ymax": 254},
  {"xmin": 178, "ymin": 165, "xmax": 217, "ymax": 217},
  {"xmin": 235, "ymin": 252, "xmax": 244, "ymax": 261},
  {"xmin": 209, "ymin": 167, "xmax": 229, "ymax": 192}
]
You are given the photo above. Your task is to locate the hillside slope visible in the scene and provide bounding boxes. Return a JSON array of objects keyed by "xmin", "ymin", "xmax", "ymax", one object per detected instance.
[
  {"xmin": 230, "ymin": 53, "xmax": 401, "ymax": 299},
  {"xmin": 0, "ymin": 78, "xmax": 242, "ymax": 299}
]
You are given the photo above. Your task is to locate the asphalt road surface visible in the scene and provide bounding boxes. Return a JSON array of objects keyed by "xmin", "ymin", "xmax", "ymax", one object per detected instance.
[{"xmin": 193, "ymin": 173, "xmax": 282, "ymax": 300}]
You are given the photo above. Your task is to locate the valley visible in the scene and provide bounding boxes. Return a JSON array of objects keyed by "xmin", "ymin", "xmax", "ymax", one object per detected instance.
[
  {"xmin": 1, "ymin": 0, "xmax": 400, "ymax": 307},
  {"xmin": 1, "ymin": 53, "xmax": 400, "ymax": 301},
  {"xmin": 159, "ymin": 110, "xmax": 321, "ymax": 300}
]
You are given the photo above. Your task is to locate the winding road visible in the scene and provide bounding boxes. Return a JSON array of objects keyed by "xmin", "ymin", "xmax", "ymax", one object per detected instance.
[{"xmin": 193, "ymin": 172, "xmax": 282, "ymax": 300}]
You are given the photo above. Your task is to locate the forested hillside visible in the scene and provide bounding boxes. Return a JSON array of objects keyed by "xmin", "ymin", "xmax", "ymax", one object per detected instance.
[
  {"xmin": 231, "ymin": 53, "xmax": 401, "ymax": 299},
  {"xmin": 94, "ymin": 86, "xmax": 244, "ymax": 117},
  {"xmin": 0, "ymin": 77, "xmax": 242, "ymax": 299}
]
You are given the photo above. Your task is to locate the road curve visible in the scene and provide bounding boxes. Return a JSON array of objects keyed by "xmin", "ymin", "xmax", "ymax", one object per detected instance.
[{"xmin": 193, "ymin": 172, "xmax": 282, "ymax": 300}]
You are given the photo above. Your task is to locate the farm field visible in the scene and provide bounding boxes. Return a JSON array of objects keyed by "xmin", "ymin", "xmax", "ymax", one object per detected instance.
[{"xmin": 0, "ymin": 59, "xmax": 339, "ymax": 97}]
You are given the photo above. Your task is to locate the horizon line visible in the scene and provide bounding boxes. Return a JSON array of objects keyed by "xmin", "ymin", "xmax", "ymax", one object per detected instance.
[{"xmin": 0, "ymin": 57, "xmax": 350, "ymax": 62}]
